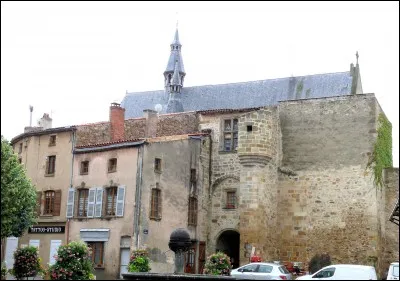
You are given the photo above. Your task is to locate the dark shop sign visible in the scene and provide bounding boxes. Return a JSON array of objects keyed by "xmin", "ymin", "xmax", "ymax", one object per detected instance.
[{"xmin": 28, "ymin": 226, "xmax": 65, "ymax": 234}]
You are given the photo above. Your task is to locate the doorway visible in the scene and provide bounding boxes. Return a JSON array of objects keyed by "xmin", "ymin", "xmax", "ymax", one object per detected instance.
[{"xmin": 216, "ymin": 230, "xmax": 240, "ymax": 269}]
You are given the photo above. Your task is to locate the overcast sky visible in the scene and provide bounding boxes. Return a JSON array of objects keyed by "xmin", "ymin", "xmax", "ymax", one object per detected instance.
[{"xmin": 1, "ymin": 1, "xmax": 399, "ymax": 166}]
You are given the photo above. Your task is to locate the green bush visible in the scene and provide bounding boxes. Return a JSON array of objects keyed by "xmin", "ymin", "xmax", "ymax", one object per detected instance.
[
  {"xmin": 203, "ymin": 252, "xmax": 231, "ymax": 276},
  {"xmin": 308, "ymin": 253, "xmax": 331, "ymax": 274},
  {"xmin": 48, "ymin": 240, "xmax": 95, "ymax": 280},
  {"xmin": 1, "ymin": 262, "xmax": 7, "ymax": 280},
  {"xmin": 128, "ymin": 249, "xmax": 151, "ymax": 272},
  {"xmin": 12, "ymin": 246, "xmax": 43, "ymax": 279}
]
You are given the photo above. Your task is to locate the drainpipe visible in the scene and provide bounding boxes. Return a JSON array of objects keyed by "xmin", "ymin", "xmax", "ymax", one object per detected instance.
[
  {"xmin": 134, "ymin": 145, "xmax": 144, "ymax": 248},
  {"xmin": 66, "ymin": 129, "xmax": 76, "ymax": 244}
]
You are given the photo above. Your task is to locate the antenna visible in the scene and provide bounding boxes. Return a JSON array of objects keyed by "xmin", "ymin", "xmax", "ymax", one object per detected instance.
[{"xmin": 29, "ymin": 105, "xmax": 33, "ymax": 127}]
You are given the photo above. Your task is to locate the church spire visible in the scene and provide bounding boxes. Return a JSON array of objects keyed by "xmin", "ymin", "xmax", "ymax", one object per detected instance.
[
  {"xmin": 166, "ymin": 61, "xmax": 184, "ymax": 113},
  {"xmin": 164, "ymin": 28, "xmax": 185, "ymax": 92}
]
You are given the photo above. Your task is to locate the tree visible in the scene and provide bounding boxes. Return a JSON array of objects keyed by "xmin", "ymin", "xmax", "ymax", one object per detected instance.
[{"xmin": 1, "ymin": 136, "xmax": 37, "ymax": 239}]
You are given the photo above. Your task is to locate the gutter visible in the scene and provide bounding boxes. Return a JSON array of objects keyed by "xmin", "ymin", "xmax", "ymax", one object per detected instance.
[
  {"xmin": 134, "ymin": 145, "xmax": 144, "ymax": 248},
  {"xmin": 74, "ymin": 140, "xmax": 145, "ymax": 154},
  {"xmin": 66, "ymin": 130, "xmax": 76, "ymax": 244}
]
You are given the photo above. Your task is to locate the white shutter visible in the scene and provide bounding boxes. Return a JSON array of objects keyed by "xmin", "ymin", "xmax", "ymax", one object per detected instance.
[
  {"xmin": 66, "ymin": 188, "xmax": 75, "ymax": 218},
  {"xmin": 94, "ymin": 187, "xmax": 103, "ymax": 218},
  {"xmin": 116, "ymin": 185, "xmax": 126, "ymax": 217},
  {"xmin": 87, "ymin": 187, "xmax": 96, "ymax": 218}
]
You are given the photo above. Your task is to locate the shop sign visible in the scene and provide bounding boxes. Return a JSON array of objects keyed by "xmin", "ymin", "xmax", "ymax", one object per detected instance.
[{"xmin": 28, "ymin": 226, "xmax": 65, "ymax": 233}]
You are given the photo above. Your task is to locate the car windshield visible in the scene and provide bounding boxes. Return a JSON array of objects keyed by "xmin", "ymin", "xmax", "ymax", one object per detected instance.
[
  {"xmin": 279, "ymin": 266, "xmax": 290, "ymax": 274},
  {"xmin": 393, "ymin": 266, "xmax": 399, "ymax": 277}
]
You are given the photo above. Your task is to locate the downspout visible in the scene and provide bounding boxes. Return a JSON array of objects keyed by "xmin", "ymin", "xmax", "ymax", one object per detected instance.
[
  {"xmin": 66, "ymin": 129, "xmax": 76, "ymax": 244},
  {"xmin": 134, "ymin": 145, "xmax": 144, "ymax": 248}
]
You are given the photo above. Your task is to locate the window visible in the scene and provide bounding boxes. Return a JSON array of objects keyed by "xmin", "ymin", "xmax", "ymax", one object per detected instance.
[
  {"xmin": 240, "ymin": 264, "xmax": 258, "ymax": 272},
  {"xmin": 49, "ymin": 135, "xmax": 57, "ymax": 146},
  {"xmin": 46, "ymin": 155, "xmax": 56, "ymax": 175},
  {"xmin": 154, "ymin": 158, "xmax": 162, "ymax": 173},
  {"xmin": 150, "ymin": 186, "xmax": 162, "ymax": 220},
  {"xmin": 247, "ymin": 125, "xmax": 253, "ymax": 132},
  {"xmin": 78, "ymin": 189, "xmax": 89, "ymax": 217},
  {"xmin": 188, "ymin": 197, "xmax": 198, "ymax": 226},
  {"xmin": 223, "ymin": 119, "xmax": 238, "ymax": 151},
  {"xmin": 87, "ymin": 242, "xmax": 104, "ymax": 267},
  {"xmin": 226, "ymin": 191, "xmax": 236, "ymax": 209},
  {"xmin": 44, "ymin": 191, "xmax": 55, "ymax": 214},
  {"xmin": 184, "ymin": 246, "xmax": 196, "ymax": 273},
  {"xmin": 19, "ymin": 143, "xmax": 23, "ymax": 153},
  {"xmin": 105, "ymin": 187, "xmax": 117, "ymax": 216},
  {"xmin": 18, "ymin": 158, "xmax": 22, "ymax": 164},
  {"xmin": 190, "ymin": 169, "xmax": 196, "ymax": 182},
  {"xmin": 108, "ymin": 158, "xmax": 117, "ymax": 173},
  {"xmin": 314, "ymin": 268, "xmax": 336, "ymax": 278},
  {"xmin": 80, "ymin": 161, "xmax": 89, "ymax": 175},
  {"xmin": 258, "ymin": 265, "xmax": 273, "ymax": 273}
]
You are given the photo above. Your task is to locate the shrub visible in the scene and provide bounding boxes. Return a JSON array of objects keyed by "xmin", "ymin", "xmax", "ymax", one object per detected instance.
[
  {"xmin": 1, "ymin": 262, "xmax": 7, "ymax": 280},
  {"xmin": 48, "ymin": 240, "xmax": 95, "ymax": 280},
  {"xmin": 308, "ymin": 253, "xmax": 331, "ymax": 274},
  {"xmin": 128, "ymin": 249, "xmax": 151, "ymax": 272},
  {"xmin": 203, "ymin": 252, "xmax": 231, "ymax": 276},
  {"xmin": 12, "ymin": 246, "xmax": 43, "ymax": 279}
]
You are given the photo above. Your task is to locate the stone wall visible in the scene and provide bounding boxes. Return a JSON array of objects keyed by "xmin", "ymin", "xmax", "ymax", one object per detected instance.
[
  {"xmin": 277, "ymin": 94, "xmax": 379, "ymax": 270},
  {"xmin": 377, "ymin": 168, "xmax": 399, "ymax": 278}
]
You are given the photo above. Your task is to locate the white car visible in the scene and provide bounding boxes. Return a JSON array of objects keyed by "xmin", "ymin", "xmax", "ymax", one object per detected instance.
[
  {"xmin": 387, "ymin": 262, "xmax": 399, "ymax": 280},
  {"xmin": 296, "ymin": 264, "xmax": 377, "ymax": 280},
  {"xmin": 231, "ymin": 262, "xmax": 292, "ymax": 280}
]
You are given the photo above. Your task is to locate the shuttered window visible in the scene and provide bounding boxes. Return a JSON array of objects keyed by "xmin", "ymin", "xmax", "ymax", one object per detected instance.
[
  {"xmin": 150, "ymin": 187, "xmax": 162, "ymax": 220},
  {"xmin": 78, "ymin": 189, "xmax": 89, "ymax": 217},
  {"xmin": 44, "ymin": 191, "xmax": 55, "ymax": 214},
  {"xmin": 66, "ymin": 188, "xmax": 75, "ymax": 218},
  {"xmin": 105, "ymin": 187, "xmax": 117, "ymax": 216},
  {"xmin": 36, "ymin": 191, "xmax": 42, "ymax": 215}
]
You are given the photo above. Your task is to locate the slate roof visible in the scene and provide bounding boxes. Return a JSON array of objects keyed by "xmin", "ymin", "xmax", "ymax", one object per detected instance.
[{"xmin": 122, "ymin": 71, "xmax": 354, "ymax": 119}]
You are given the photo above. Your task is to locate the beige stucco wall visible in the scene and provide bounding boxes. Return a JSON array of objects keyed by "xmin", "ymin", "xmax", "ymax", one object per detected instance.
[
  {"xmin": 137, "ymin": 137, "xmax": 207, "ymax": 273},
  {"xmin": 12, "ymin": 131, "xmax": 74, "ymax": 266},
  {"xmin": 68, "ymin": 147, "xmax": 138, "ymax": 280}
]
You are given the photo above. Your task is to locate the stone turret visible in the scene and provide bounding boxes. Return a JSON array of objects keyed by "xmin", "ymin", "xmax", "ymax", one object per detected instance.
[{"xmin": 237, "ymin": 107, "xmax": 282, "ymax": 264}]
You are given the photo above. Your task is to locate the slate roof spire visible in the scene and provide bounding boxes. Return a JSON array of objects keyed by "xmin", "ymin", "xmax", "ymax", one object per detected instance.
[
  {"xmin": 166, "ymin": 61, "xmax": 184, "ymax": 113},
  {"xmin": 164, "ymin": 28, "xmax": 185, "ymax": 92},
  {"xmin": 171, "ymin": 61, "xmax": 182, "ymax": 87}
]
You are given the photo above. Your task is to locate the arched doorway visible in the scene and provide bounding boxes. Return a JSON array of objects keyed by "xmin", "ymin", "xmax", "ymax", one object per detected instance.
[{"xmin": 216, "ymin": 230, "xmax": 240, "ymax": 269}]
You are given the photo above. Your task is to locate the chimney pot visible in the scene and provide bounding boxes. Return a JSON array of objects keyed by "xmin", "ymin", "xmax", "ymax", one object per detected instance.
[{"xmin": 110, "ymin": 103, "xmax": 125, "ymax": 141}]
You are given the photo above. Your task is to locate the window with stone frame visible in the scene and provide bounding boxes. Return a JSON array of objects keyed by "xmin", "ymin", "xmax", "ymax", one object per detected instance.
[
  {"xmin": 226, "ymin": 191, "xmax": 236, "ymax": 209},
  {"xmin": 105, "ymin": 186, "xmax": 117, "ymax": 216},
  {"xmin": 49, "ymin": 135, "xmax": 57, "ymax": 146},
  {"xmin": 46, "ymin": 155, "xmax": 56, "ymax": 175},
  {"xmin": 77, "ymin": 189, "xmax": 89, "ymax": 217},
  {"xmin": 108, "ymin": 158, "xmax": 117, "ymax": 173},
  {"xmin": 188, "ymin": 197, "xmax": 198, "ymax": 226},
  {"xmin": 150, "ymin": 184, "xmax": 162, "ymax": 220},
  {"xmin": 19, "ymin": 143, "xmax": 23, "ymax": 153},
  {"xmin": 80, "ymin": 161, "xmax": 89, "ymax": 175},
  {"xmin": 222, "ymin": 118, "xmax": 238, "ymax": 151}
]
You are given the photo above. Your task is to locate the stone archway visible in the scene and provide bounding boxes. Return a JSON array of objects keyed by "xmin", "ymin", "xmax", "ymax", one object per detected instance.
[{"xmin": 216, "ymin": 230, "xmax": 240, "ymax": 269}]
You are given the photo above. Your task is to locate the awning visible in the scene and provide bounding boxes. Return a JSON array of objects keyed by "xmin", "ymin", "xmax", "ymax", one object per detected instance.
[{"xmin": 80, "ymin": 229, "xmax": 110, "ymax": 242}]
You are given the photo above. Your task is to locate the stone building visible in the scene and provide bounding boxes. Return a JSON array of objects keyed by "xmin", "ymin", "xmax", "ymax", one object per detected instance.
[{"xmin": 5, "ymin": 28, "xmax": 398, "ymax": 279}]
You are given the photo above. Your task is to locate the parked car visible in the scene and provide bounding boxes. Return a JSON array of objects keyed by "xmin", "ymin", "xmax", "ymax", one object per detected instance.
[
  {"xmin": 387, "ymin": 262, "xmax": 399, "ymax": 280},
  {"xmin": 231, "ymin": 262, "xmax": 292, "ymax": 280},
  {"xmin": 296, "ymin": 264, "xmax": 377, "ymax": 280}
]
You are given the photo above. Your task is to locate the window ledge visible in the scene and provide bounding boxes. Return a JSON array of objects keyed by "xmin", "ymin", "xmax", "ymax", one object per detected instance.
[
  {"xmin": 150, "ymin": 217, "xmax": 162, "ymax": 221},
  {"xmin": 94, "ymin": 266, "xmax": 105, "ymax": 270},
  {"xmin": 108, "ymin": 170, "xmax": 116, "ymax": 174},
  {"xmin": 154, "ymin": 170, "xmax": 162, "ymax": 174},
  {"xmin": 223, "ymin": 207, "xmax": 237, "ymax": 210},
  {"xmin": 48, "ymin": 144, "xmax": 56, "ymax": 147},
  {"xmin": 218, "ymin": 150, "xmax": 237, "ymax": 154},
  {"xmin": 80, "ymin": 172, "xmax": 88, "ymax": 175},
  {"xmin": 45, "ymin": 173, "xmax": 55, "ymax": 177},
  {"xmin": 40, "ymin": 214, "xmax": 54, "ymax": 218}
]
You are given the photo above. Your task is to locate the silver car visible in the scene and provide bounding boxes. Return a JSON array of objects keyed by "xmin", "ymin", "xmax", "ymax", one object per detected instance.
[{"xmin": 231, "ymin": 262, "xmax": 292, "ymax": 280}]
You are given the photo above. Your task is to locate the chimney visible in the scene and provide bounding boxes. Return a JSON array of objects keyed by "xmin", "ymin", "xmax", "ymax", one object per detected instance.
[
  {"xmin": 143, "ymin": 109, "xmax": 158, "ymax": 138},
  {"xmin": 37, "ymin": 113, "xmax": 52, "ymax": 130},
  {"xmin": 110, "ymin": 102, "xmax": 125, "ymax": 141}
]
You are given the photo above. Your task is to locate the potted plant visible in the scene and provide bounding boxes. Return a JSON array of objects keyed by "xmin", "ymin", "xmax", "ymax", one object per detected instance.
[
  {"xmin": 128, "ymin": 249, "xmax": 151, "ymax": 272},
  {"xmin": 12, "ymin": 245, "xmax": 43, "ymax": 280},
  {"xmin": 203, "ymin": 251, "xmax": 232, "ymax": 276},
  {"xmin": 48, "ymin": 240, "xmax": 95, "ymax": 280}
]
